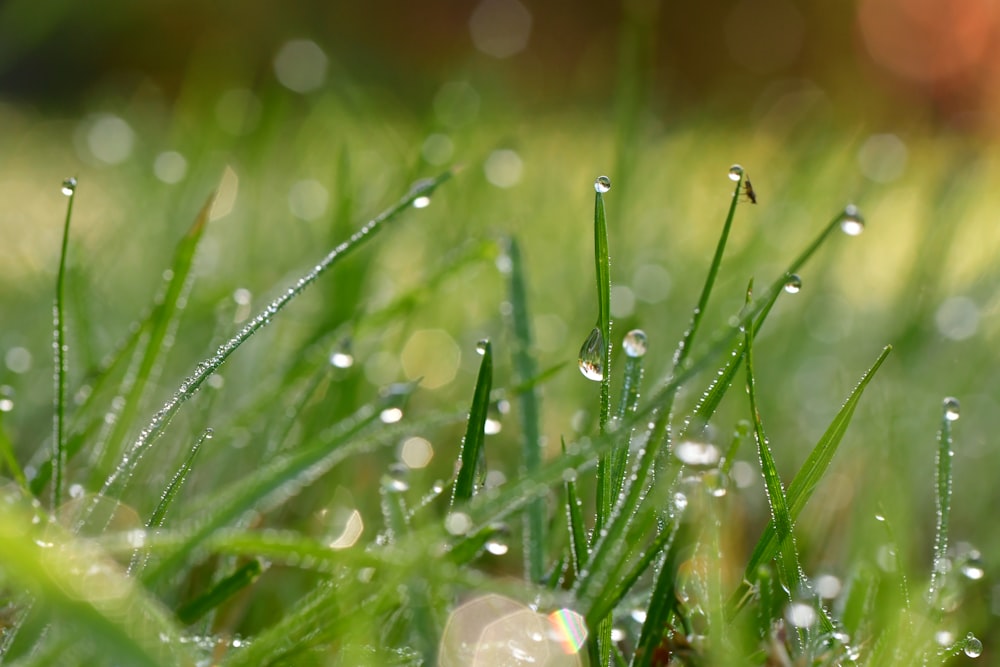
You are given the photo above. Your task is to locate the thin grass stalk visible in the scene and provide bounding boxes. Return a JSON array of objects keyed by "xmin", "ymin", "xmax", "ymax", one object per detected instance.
[{"xmin": 52, "ymin": 177, "xmax": 77, "ymax": 509}]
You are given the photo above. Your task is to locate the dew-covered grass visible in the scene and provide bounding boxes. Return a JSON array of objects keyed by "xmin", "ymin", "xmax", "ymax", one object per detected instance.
[{"xmin": 0, "ymin": 81, "xmax": 996, "ymax": 665}]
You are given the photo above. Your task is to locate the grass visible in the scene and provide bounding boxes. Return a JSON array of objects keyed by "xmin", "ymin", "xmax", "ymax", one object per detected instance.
[{"xmin": 0, "ymin": 88, "xmax": 994, "ymax": 665}]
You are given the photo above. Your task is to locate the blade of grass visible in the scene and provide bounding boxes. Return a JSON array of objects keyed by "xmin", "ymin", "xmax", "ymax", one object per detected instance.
[
  {"xmin": 147, "ymin": 427, "xmax": 210, "ymax": 529},
  {"xmin": 561, "ymin": 437, "xmax": 589, "ymax": 580},
  {"xmin": 730, "ymin": 344, "xmax": 893, "ymax": 616},
  {"xmin": 451, "ymin": 339, "xmax": 492, "ymax": 505},
  {"xmin": 92, "ymin": 192, "xmax": 214, "ymax": 477},
  {"xmin": 743, "ymin": 279, "xmax": 804, "ymax": 600},
  {"xmin": 505, "ymin": 236, "xmax": 546, "ymax": 583},
  {"xmin": 0, "ymin": 412, "xmax": 28, "ymax": 492},
  {"xmin": 52, "ymin": 176, "xmax": 77, "ymax": 509},
  {"xmin": 94, "ymin": 170, "xmax": 454, "ymax": 507},
  {"xmin": 631, "ymin": 521, "xmax": 692, "ymax": 667},
  {"xmin": 175, "ymin": 558, "xmax": 264, "ymax": 625},
  {"xmin": 928, "ymin": 397, "xmax": 958, "ymax": 609},
  {"xmin": 592, "ymin": 178, "xmax": 614, "ymax": 532}
]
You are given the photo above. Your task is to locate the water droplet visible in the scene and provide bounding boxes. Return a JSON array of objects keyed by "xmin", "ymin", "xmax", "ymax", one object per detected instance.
[
  {"xmin": 578, "ymin": 327, "xmax": 604, "ymax": 381},
  {"xmin": 380, "ymin": 407, "xmax": 404, "ymax": 424},
  {"xmin": 960, "ymin": 550, "xmax": 985, "ymax": 580},
  {"xmin": 61, "ymin": 177, "xmax": 77, "ymax": 196},
  {"xmin": 476, "ymin": 339, "xmax": 489, "ymax": 355},
  {"xmin": 943, "ymin": 396, "xmax": 961, "ymax": 421},
  {"xmin": 784, "ymin": 601, "xmax": 818, "ymax": 628},
  {"xmin": 672, "ymin": 492, "xmax": 688, "ymax": 513},
  {"xmin": 561, "ymin": 468, "xmax": 578, "ymax": 483},
  {"xmin": 412, "ymin": 195, "xmax": 431, "ymax": 209},
  {"xmin": 728, "ymin": 164, "xmax": 744, "ymax": 181},
  {"xmin": 330, "ymin": 352, "xmax": 354, "ymax": 368},
  {"xmin": 964, "ymin": 633, "xmax": 983, "ymax": 658},
  {"xmin": 594, "ymin": 175, "xmax": 611, "ymax": 193},
  {"xmin": 622, "ymin": 329, "xmax": 647, "ymax": 358},
  {"xmin": 674, "ymin": 441, "xmax": 721, "ymax": 467},
  {"xmin": 444, "ymin": 511, "xmax": 472, "ymax": 535},
  {"xmin": 840, "ymin": 204, "xmax": 865, "ymax": 236},
  {"xmin": 485, "ymin": 540, "xmax": 509, "ymax": 555},
  {"xmin": 784, "ymin": 274, "xmax": 802, "ymax": 294},
  {"xmin": 484, "ymin": 418, "xmax": 502, "ymax": 435}
]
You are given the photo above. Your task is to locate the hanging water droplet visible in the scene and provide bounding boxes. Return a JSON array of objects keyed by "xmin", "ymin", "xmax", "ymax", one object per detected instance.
[
  {"xmin": 485, "ymin": 539, "xmax": 509, "ymax": 555},
  {"xmin": 784, "ymin": 601, "xmax": 818, "ymax": 628},
  {"xmin": 960, "ymin": 549, "xmax": 985, "ymax": 580},
  {"xmin": 412, "ymin": 195, "xmax": 431, "ymax": 209},
  {"xmin": 964, "ymin": 633, "xmax": 983, "ymax": 658},
  {"xmin": 728, "ymin": 164, "xmax": 744, "ymax": 181},
  {"xmin": 444, "ymin": 511, "xmax": 472, "ymax": 535},
  {"xmin": 840, "ymin": 204, "xmax": 865, "ymax": 236},
  {"xmin": 784, "ymin": 274, "xmax": 802, "ymax": 294},
  {"xmin": 594, "ymin": 175, "xmax": 611, "ymax": 193},
  {"xmin": 380, "ymin": 407, "xmax": 404, "ymax": 424},
  {"xmin": 61, "ymin": 177, "xmax": 77, "ymax": 196},
  {"xmin": 476, "ymin": 339, "xmax": 489, "ymax": 355},
  {"xmin": 674, "ymin": 441, "xmax": 721, "ymax": 467},
  {"xmin": 943, "ymin": 396, "xmax": 961, "ymax": 421},
  {"xmin": 330, "ymin": 352, "xmax": 354, "ymax": 368},
  {"xmin": 622, "ymin": 329, "xmax": 647, "ymax": 358},
  {"xmin": 578, "ymin": 327, "xmax": 604, "ymax": 381}
]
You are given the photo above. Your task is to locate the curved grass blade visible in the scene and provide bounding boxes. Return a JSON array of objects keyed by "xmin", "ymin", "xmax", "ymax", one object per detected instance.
[
  {"xmin": 743, "ymin": 280, "xmax": 803, "ymax": 601},
  {"xmin": 730, "ymin": 344, "xmax": 892, "ymax": 616},
  {"xmin": 52, "ymin": 176, "xmax": 77, "ymax": 509},
  {"xmin": 95, "ymin": 170, "xmax": 454, "ymax": 506},
  {"xmin": 147, "ymin": 427, "xmax": 210, "ymax": 530},
  {"xmin": 92, "ymin": 192, "xmax": 214, "ymax": 476},
  {"xmin": 175, "ymin": 558, "xmax": 264, "ymax": 625},
  {"xmin": 505, "ymin": 236, "xmax": 546, "ymax": 583},
  {"xmin": 451, "ymin": 340, "xmax": 492, "ymax": 506}
]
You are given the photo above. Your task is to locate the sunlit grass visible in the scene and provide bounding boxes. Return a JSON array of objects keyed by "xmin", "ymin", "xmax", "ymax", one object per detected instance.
[{"xmin": 0, "ymin": 85, "xmax": 995, "ymax": 664}]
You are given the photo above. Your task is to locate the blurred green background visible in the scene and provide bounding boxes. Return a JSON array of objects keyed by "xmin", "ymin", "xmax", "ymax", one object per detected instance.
[{"xmin": 2, "ymin": 0, "xmax": 999, "ymax": 654}]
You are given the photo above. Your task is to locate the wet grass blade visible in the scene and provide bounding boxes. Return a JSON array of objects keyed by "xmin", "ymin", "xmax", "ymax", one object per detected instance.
[
  {"xmin": 95, "ymin": 192, "xmax": 214, "ymax": 475},
  {"xmin": 451, "ymin": 340, "xmax": 492, "ymax": 505},
  {"xmin": 96, "ymin": 170, "xmax": 454, "ymax": 503},
  {"xmin": 561, "ymin": 437, "xmax": 588, "ymax": 579},
  {"xmin": 147, "ymin": 427, "xmax": 210, "ymax": 529},
  {"xmin": 928, "ymin": 397, "xmax": 958, "ymax": 607},
  {"xmin": 592, "ymin": 180, "xmax": 614, "ymax": 532},
  {"xmin": 743, "ymin": 279, "xmax": 802, "ymax": 596},
  {"xmin": 52, "ymin": 177, "xmax": 77, "ymax": 509},
  {"xmin": 730, "ymin": 344, "xmax": 892, "ymax": 615},
  {"xmin": 505, "ymin": 236, "xmax": 546, "ymax": 583},
  {"xmin": 632, "ymin": 522, "xmax": 692, "ymax": 667},
  {"xmin": 175, "ymin": 559, "xmax": 264, "ymax": 625},
  {"xmin": 0, "ymin": 413, "xmax": 28, "ymax": 492}
]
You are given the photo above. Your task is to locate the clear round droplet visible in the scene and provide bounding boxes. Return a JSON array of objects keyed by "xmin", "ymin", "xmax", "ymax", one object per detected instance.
[
  {"xmin": 964, "ymin": 633, "xmax": 983, "ymax": 658},
  {"xmin": 784, "ymin": 274, "xmax": 802, "ymax": 294},
  {"xmin": 840, "ymin": 204, "xmax": 865, "ymax": 236},
  {"xmin": 61, "ymin": 177, "xmax": 77, "ymax": 196},
  {"xmin": 594, "ymin": 175, "xmax": 612, "ymax": 193},
  {"xmin": 622, "ymin": 329, "xmax": 647, "ymax": 358},
  {"xmin": 412, "ymin": 195, "xmax": 431, "ymax": 209},
  {"xmin": 578, "ymin": 327, "xmax": 604, "ymax": 382},
  {"xmin": 728, "ymin": 164, "xmax": 744, "ymax": 181},
  {"xmin": 476, "ymin": 339, "xmax": 489, "ymax": 355},
  {"xmin": 943, "ymin": 396, "xmax": 961, "ymax": 421}
]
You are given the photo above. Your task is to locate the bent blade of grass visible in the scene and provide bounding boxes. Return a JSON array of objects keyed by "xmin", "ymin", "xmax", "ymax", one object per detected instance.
[
  {"xmin": 730, "ymin": 344, "xmax": 892, "ymax": 615},
  {"xmin": 175, "ymin": 558, "xmax": 264, "ymax": 625},
  {"xmin": 96, "ymin": 170, "xmax": 454, "ymax": 505},
  {"xmin": 93, "ymin": 192, "xmax": 214, "ymax": 476},
  {"xmin": 505, "ymin": 236, "xmax": 546, "ymax": 583},
  {"xmin": 743, "ymin": 281, "xmax": 803, "ymax": 596},
  {"xmin": 52, "ymin": 177, "xmax": 77, "ymax": 509},
  {"xmin": 451, "ymin": 340, "xmax": 493, "ymax": 506}
]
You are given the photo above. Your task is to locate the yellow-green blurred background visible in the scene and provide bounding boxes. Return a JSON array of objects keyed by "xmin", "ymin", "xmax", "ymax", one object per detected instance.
[{"xmin": 2, "ymin": 0, "xmax": 1000, "ymax": 652}]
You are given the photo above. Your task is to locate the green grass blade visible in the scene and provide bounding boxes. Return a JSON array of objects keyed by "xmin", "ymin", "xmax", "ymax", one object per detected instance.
[
  {"xmin": 631, "ymin": 522, "xmax": 691, "ymax": 667},
  {"xmin": 591, "ymin": 178, "xmax": 614, "ymax": 532},
  {"xmin": 561, "ymin": 437, "xmax": 588, "ymax": 579},
  {"xmin": 94, "ymin": 192, "xmax": 214, "ymax": 475},
  {"xmin": 505, "ymin": 236, "xmax": 546, "ymax": 583},
  {"xmin": 96, "ymin": 170, "xmax": 454, "ymax": 503},
  {"xmin": 608, "ymin": 334, "xmax": 645, "ymax": 517},
  {"xmin": 175, "ymin": 558, "xmax": 264, "ymax": 625},
  {"xmin": 743, "ymin": 279, "xmax": 802, "ymax": 596},
  {"xmin": 731, "ymin": 344, "xmax": 892, "ymax": 614},
  {"xmin": 52, "ymin": 176, "xmax": 77, "ymax": 509},
  {"xmin": 147, "ymin": 427, "xmax": 210, "ymax": 529},
  {"xmin": 928, "ymin": 396, "xmax": 958, "ymax": 607},
  {"xmin": 451, "ymin": 339, "xmax": 492, "ymax": 505}
]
